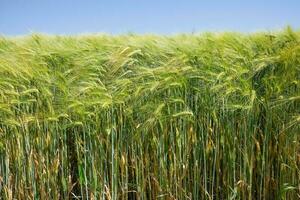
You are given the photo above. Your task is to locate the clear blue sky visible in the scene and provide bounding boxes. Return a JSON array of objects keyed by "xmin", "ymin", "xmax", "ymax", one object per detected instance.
[{"xmin": 1, "ymin": 0, "xmax": 300, "ymax": 35}]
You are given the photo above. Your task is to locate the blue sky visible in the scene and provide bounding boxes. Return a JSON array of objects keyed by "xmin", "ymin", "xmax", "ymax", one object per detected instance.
[{"xmin": 1, "ymin": 0, "xmax": 300, "ymax": 35}]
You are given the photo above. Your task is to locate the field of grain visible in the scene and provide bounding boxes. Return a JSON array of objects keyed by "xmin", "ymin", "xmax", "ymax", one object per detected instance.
[{"xmin": 0, "ymin": 29, "xmax": 299, "ymax": 199}]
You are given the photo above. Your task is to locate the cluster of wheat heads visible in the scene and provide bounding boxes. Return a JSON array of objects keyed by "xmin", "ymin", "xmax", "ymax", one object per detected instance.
[{"xmin": 0, "ymin": 29, "xmax": 299, "ymax": 200}]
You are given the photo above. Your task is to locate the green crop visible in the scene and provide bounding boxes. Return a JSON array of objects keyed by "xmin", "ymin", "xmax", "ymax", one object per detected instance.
[{"xmin": 0, "ymin": 28, "xmax": 299, "ymax": 199}]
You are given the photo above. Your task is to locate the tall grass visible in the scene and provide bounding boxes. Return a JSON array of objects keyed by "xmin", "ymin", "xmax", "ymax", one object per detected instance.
[{"xmin": 0, "ymin": 28, "xmax": 299, "ymax": 199}]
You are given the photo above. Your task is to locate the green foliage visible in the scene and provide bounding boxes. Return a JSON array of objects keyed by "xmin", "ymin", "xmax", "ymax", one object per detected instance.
[{"xmin": 0, "ymin": 29, "xmax": 299, "ymax": 199}]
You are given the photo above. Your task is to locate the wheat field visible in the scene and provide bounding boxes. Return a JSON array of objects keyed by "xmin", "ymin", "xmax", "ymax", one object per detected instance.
[{"xmin": 0, "ymin": 28, "xmax": 299, "ymax": 199}]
